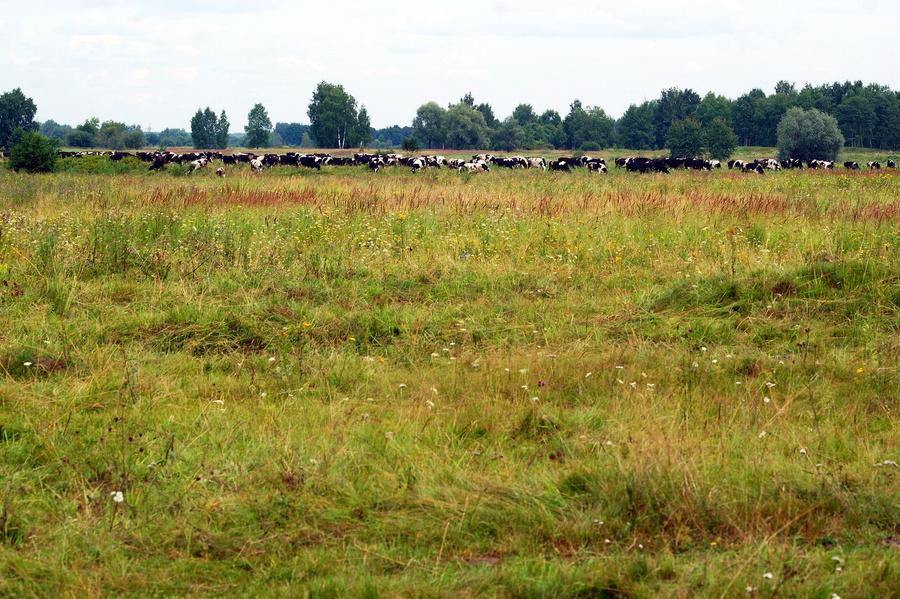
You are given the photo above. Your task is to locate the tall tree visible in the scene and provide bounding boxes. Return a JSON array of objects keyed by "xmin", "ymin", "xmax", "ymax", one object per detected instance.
[
  {"xmin": 491, "ymin": 117, "xmax": 522, "ymax": 152},
  {"xmin": 511, "ymin": 104, "xmax": 537, "ymax": 125},
  {"xmin": 191, "ymin": 107, "xmax": 228, "ymax": 149},
  {"xmin": 0, "ymin": 88, "xmax": 38, "ymax": 149},
  {"xmin": 475, "ymin": 102, "xmax": 498, "ymax": 129},
  {"xmin": 244, "ymin": 103, "xmax": 272, "ymax": 149},
  {"xmin": 665, "ymin": 118, "xmax": 705, "ymax": 158},
  {"xmin": 356, "ymin": 105, "xmax": 373, "ymax": 147},
  {"xmin": 654, "ymin": 88, "xmax": 701, "ymax": 148},
  {"xmin": 563, "ymin": 101, "xmax": 616, "ymax": 150},
  {"xmin": 216, "ymin": 110, "xmax": 229, "ymax": 149},
  {"xmin": 731, "ymin": 88, "xmax": 766, "ymax": 146},
  {"xmin": 693, "ymin": 92, "xmax": 732, "ymax": 128},
  {"xmin": 443, "ymin": 103, "xmax": 490, "ymax": 150},
  {"xmin": 307, "ymin": 82, "xmax": 364, "ymax": 149},
  {"xmin": 704, "ymin": 117, "xmax": 739, "ymax": 160},
  {"xmin": 412, "ymin": 102, "xmax": 447, "ymax": 149},
  {"xmin": 617, "ymin": 102, "xmax": 656, "ymax": 150}
]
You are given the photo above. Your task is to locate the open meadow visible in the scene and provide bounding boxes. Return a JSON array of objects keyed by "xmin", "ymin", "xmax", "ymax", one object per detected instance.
[{"xmin": 1, "ymin": 153, "xmax": 900, "ymax": 597}]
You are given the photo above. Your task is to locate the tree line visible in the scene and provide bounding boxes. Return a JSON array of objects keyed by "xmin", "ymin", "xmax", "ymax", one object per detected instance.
[{"xmin": 3, "ymin": 78, "xmax": 900, "ymax": 163}]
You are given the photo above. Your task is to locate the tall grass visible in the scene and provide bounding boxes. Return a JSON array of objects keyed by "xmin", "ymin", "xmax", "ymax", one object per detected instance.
[{"xmin": 1, "ymin": 165, "xmax": 899, "ymax": 597}]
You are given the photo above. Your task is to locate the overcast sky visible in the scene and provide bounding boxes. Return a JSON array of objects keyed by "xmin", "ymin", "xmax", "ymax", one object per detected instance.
[{"xmin": 3, "ymin": 0, "xmax": 898, "ymax": 132}]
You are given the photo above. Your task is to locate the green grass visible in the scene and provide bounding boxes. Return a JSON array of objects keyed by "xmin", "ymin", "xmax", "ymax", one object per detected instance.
[{"xmin": 1, "ymin": 162, "xmax": 899, "ymax": 597}]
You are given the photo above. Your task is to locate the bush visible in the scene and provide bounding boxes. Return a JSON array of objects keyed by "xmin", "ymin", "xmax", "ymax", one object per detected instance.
[
  {"xmin": 580, "ymin": 141, "xmax": 601, "ymax": 152},
  {"xmin": 7, "ymin": 131, "xmax": 58, "ymax": 173},
  {"xmin": 401, "ymin": 137, "xmax": 421, "ymax": 153}
]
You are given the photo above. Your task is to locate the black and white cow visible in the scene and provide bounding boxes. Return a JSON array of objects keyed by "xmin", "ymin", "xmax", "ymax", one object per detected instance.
[
  {"xmin": 867, "ymin": 161, "xmax": 882, "ymax": 169},
  {"xmin": 587, "ymin": 161, "xmax": 607, "ymax": 174},
  {"xmin": 459, "ymin": 162, "xmax": 490, "ymax": 173},
  {"xmin": 843, "ymin": 161, "xmax": 860, "ymax": 170}
]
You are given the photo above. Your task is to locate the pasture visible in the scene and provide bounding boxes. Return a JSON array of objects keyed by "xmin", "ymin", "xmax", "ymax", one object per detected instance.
[{"xmin": 1, "ymin": 155, "xmax": 899, "ymax": 597}]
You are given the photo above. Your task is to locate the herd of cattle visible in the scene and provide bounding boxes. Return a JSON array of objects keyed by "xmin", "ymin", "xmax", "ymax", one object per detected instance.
[{"xmin": 48, "ymin": 150, "xmax": 899, "ymax": 176}]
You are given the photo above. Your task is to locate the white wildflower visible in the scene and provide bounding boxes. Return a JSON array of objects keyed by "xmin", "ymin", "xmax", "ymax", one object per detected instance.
[{"xmin": 111, "ymin": 491, "xmax": 124, "ymax": 503}]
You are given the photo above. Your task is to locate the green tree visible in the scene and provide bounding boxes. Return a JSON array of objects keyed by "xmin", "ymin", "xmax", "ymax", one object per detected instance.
[
  {"xmin": 443, "ymin": 103, "xmax": 490, "ymax": 150},
  {"xmin": 731, "ymin": 88, "xmax": 765, "ymax": 146},
  {"xmin": 96, "ymin": 121, "xmax": 128, "ymax": 150},
  {"xmin": 191, "ymin": 107, "xmax": 228, "ymax": 149},
  {"xmin": 693, "ymin": 92, "xmax": 732, "ymax": 128},
  {"xmin": 491, "ymin": 117, "xmax": 522, "ymax": 152},
  {"xmin": 244, "ymin": 103, "xmax": 272, "ymax": 149},
  {"xmin": 563, "ymin": 101, "xmax": 615, "ymax": 150},
  {"xmin": 122, "ymin": 128, "xmax": 146, "ymax": 150},
  {"xmin": 67, "ymin": 118, "xmax": 99, "ymax": 148},
  {"xmin": 475, "ymin": 102, "xmax": 498, "ymax": 129},
  {"xmin": 776, "ymin": 107, "xmax": 844, "ymax": 161},
  {"xmin": 412, "ymin": 102, "xmax": 447, "ymax": 149},
  {"xmin": 0, "ymin": 88, "xmax": 38, "ymax": 149},
  {"xmin": 7, "ymin": 130, "xmax": 58, "ymax": 173},
  {"xmin": 616, "ymin": 102, "xmax": 656, "ymax": 149},
  {"xmin": 511, "ymin": 104, "xmax": 537, "ymax": 125},
  {"xmin": 156, "ymin": 128, "xmax": 191, "ymax": 148},
  {"xmin": 308, "ymin": 82, "xmax": 365, "ymax": 149},
  {"xmin": 704, "ymin": 117, "xmax": 739, "ymax": 160},
  {"xmin": 356, "ymin": 105, "xmax": 372, "ymax": 147},
  {"xmin": 654, "ymin": 87, "xmax": 701, "ymax": 148},
  {"xmin": 665, "ymin": 117, "xmax": 705, "ymax": 158},
  {"xmin": 216, "ymin": 110, "xmax": 229, "ymax": 148},
  {"xmin": 274, "ymin": 123, "xmax": 310, "ymax": 147},
  {"xmin": 40, "ymin": 119, "xmax": 70, "ymax": 142}
]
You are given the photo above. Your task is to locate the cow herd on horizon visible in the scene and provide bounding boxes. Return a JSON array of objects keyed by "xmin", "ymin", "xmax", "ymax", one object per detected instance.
[{"xmin": 49, "ymin": 149, "xmax": 898, "ymax": 177}]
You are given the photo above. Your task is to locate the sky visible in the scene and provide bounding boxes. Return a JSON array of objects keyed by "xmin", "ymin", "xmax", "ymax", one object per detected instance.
[{"xmin": 3, "ymin": 0, "xmax": 899, "ymax": 132}]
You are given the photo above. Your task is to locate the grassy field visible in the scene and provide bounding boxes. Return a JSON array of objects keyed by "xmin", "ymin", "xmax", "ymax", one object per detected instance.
[{"xmin": 1, "ymin": 155, "xmax": 899, "ymax": 597}]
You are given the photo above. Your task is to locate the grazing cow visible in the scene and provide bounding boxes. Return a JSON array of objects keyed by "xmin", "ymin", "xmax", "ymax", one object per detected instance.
[
  {"xmin": 843, "ymin": 161, "xmax": 860, "ymax": 170},
  {"xmin": 459, "ymin": 162, "xmax": 490, "ymax": 173},
  {"xmin": 448, "ymin": 158, "xmax": 466, "ymax": 169},
  {"xmin": 549, "ymin": 159, "xmax": 572, "ymax": 172},
  {"xmin": 526, "ymin": 157, "xmax": 547, "ymax": 170},
  {"xmin": 187, "ymin": 158, "xmax": 208, "ymax": 173},
  {"xmin": 729, "ymin": 160, "xmax": 744, "ymax": 170},
  {"xmin": 887, "ymin": 159, "xmax": 896, "ymax": 168},
  {"xmin": 368, "ymin": 157, "xmax": 384, "ymax": 173},
  {"xmin": 296, "ymin": 155, "xmax": 322, "ymax": 170},
  {"xmin": 743, "ymin": 163, "xmax": 765, "ymax": 174},
  {"xmin": 587, "ymin": 162, "xmax": 607, "ymax": 174},
  {"xmin": 709, "ymin": 160, "xmax": 721, "ymax": 169},
  {"xmin": 867, "ymin": 161, "xmax": 882, "ymax": 169},
  {"xmin": 615, "ymin": 157, "xmax": 630, "ymax": 169},
  {"xmin": 250, "ymin": 158, "xmax": 263, "ymax": 173},
  {"xmin": 216, "ymin": 167, "xmax": 226, "ymax": 178},
  {"xmin": 410, "ymin": 157, "xmax": 427, "ymax": 172}
]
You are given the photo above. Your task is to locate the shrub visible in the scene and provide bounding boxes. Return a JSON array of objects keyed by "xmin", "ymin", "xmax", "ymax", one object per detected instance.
[
  {"xmin": 401, "ymin": 137, "xmax": 421, "ymax": 153},
  {"xmin": 580, "ymin": 141, "xmax": 601, "ymax": 152},
  {"xmin": 7, "ymin": 130, "xmax": 58, "ymax": 173}
]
